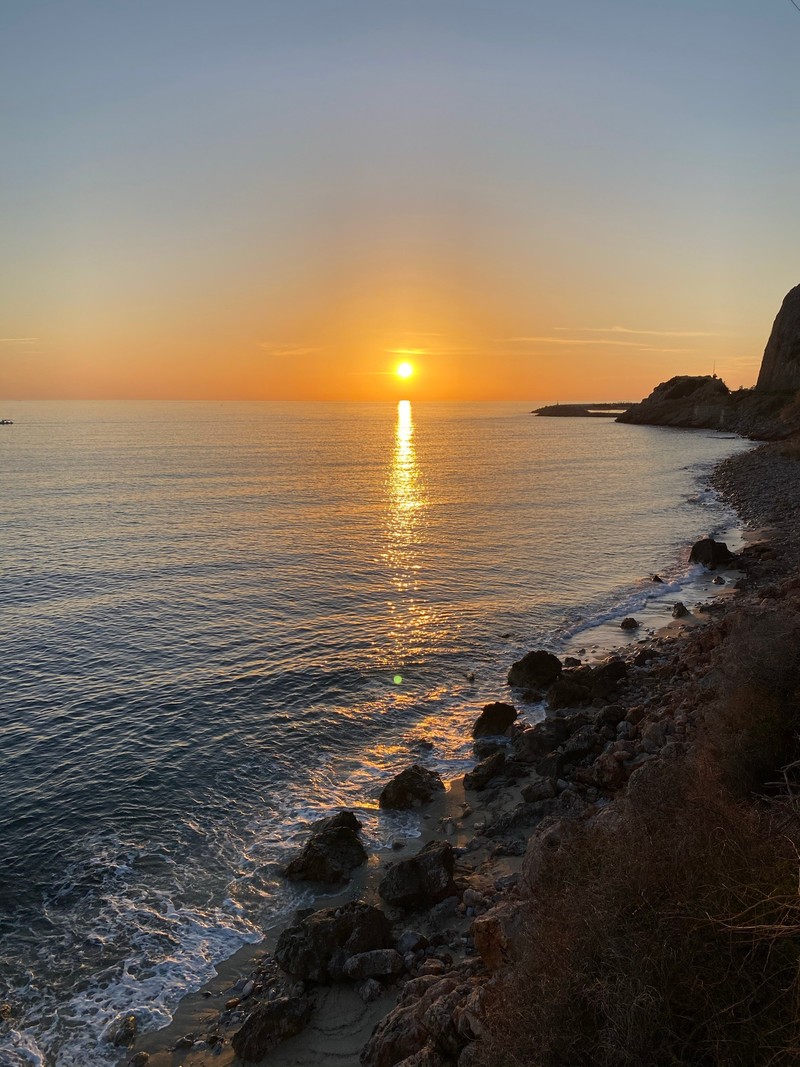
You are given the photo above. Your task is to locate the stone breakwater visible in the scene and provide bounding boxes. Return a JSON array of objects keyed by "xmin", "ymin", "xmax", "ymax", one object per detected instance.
[{"xmin": 92, "ymin": 442, "xmax": 799, "ymax": 1067}]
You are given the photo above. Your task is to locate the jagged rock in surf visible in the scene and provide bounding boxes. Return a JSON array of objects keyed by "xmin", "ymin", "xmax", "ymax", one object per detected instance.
[{"xmin": 379, "ymin": 765, "xmax": 445, "ymax": 810}]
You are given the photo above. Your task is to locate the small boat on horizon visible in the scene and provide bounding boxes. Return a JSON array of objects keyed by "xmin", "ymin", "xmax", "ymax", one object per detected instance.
[{"xmin": 0, "ymin": 419, "xmax": 13, "ymax": 425}]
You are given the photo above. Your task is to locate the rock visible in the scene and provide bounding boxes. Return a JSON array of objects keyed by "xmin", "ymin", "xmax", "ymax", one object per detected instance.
[
  {"xmin": 343, "ymin": 949, "xmax": 404, "ymax": 980},
  {"xmin": 275, "ymin": 901, "xmax": 392, "ymax": 982},
  {"xmin": 310, "ymin": 810, "xmax": 362, "ymax": 834},
  {"xmin": 284, "ymin": 820, "xmax": 367, "ymax": 884},
  {"xmin": 597, "ymin": 703, "xmax": 626, "ymax": 727},
  {"xmin": 620, "ymin": 617, "xmax": 639, "ymax": 630},
  {"xmin": 106, "ymin": 1013, "xmax": 138, "ymax": 1047},
  {"xmin": 472, "ymin": 737, "xmax": 503, "ymax": 760},
  {"xmin": 471, "ymin": 902, "xmax": 526, "ymax": 970},
  {"xmin": 463, "ymin": 751, "xmax": 506, "ymax": 791},
  {"xmin": 652, "ymin": 574, "xmax": 664, "ymax": 583},
  {"xmin": 689, "ymin": 537, "xmax": 735, "ymax": 568},
  {"xmin": 560, "ymin": 723, "xmax": 602, "ymax": 764},
  {"xmin": 591, "ymin": 750, "xmax": 627, "ymax": 789},
  {"xmin": 358, "ymin": 978, "xmax": 384, "ymax": 1003},
  {"xmin": 563, "ymin": 655, "xmax": 582, "ymax": 667},
  {"xmin": 633, "ymin": 648, "xmax": 657, "ymax": 665},
  {"xmin": 672, "ymin": 601, "xmax": 689, "ymax": 618},
  {"xmin": 396, "ymin": 930, "xmax": 429, "ymax": 955},
  {"xmin": 231, "ymin": 996, "xmax": 312, "ymax": 1062},
  {"xmin": 546, "ymin": 677, "xmax": 591, "ymax": 710},
  {"xmin": 378, "ymin": 841, "xmax": 457, "ymax": 909},
  {"xmin": 757, "ymin": 282, "xmax": 800, "ymax": 390},
  {"xmin": 590, "ymin": 657, "xmax": 628, "ymax": 693},
  {"xmin": 361, "ymin": 961, "xmax": 487, "ymax": 1067},
  {"xmin": 471, "ymin": 701, "xmax": 517, "ymax": 737},
  {"xmin": 513, "ymin": 718, "xmax": 568, "ymax": 763},
  {"xmin": 379, "ymin": 765, "xmax": 445, "ymax": 810},
  {"xmin": 712, "ymin": 575, "xmax": 726, "ymax": 585},
  {"xmin": 507, "ymin": 649, "xmax": 562, "ymax": 688},
  {"xmin": 520, "ymin": 776, "xmax": 557, "ymax": 802},
  {"xmin": 129, "ymin": 1055, "xmax": 150, "ymax": 1067},
  {"xmin": 640, "ymin": 720, "xmax": 668, "ymax": 752},
  {"xmin": 522, "ymin": 817, "xmax": 579, "ymax": 892}
]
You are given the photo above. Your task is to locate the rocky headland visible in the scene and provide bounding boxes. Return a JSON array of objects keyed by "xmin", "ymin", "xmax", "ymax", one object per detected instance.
[{"xmin": 618, "ymin": 284, "xmax": 800, "ymax": 439}]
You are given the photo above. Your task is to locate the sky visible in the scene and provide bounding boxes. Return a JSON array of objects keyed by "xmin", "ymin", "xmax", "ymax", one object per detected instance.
[{"xmin": 2, "ymin": 0, "xmax": 800, "ymax": 401}]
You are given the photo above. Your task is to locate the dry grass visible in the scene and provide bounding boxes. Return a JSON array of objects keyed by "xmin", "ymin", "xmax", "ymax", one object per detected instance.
[{"xmin": 474, "ymin": 609, "xmax": 800, "ymax": 1067}]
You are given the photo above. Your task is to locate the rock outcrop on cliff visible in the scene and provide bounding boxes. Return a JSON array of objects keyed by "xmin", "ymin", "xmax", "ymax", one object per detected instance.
[
  {"xmin": 757, "ymin": 283, "xmax": 800, "ymax": 391},
  {"xmin": 616, "ymin": 375, "xmax": 730, "ymax": 430}
]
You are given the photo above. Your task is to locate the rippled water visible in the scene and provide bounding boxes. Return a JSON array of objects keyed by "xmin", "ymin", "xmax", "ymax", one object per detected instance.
[{"xmin": 0, "ymin": 401, "xmax": 751, "ymax": 1065}]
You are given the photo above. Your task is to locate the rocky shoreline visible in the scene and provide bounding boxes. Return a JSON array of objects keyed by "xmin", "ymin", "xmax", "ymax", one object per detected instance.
[{"xmin": 112, "ymin": 441, "xmax": 800, "ymax": 1067}]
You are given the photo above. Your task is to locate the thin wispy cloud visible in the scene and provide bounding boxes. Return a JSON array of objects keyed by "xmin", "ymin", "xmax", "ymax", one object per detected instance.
[
  {"xmin": 258, "ymin": 343, "xmax": 322, "ymax": 358},
  {"xmin": 500, "ymin": 336, "xmax": 693, "ymax": 352},
  {"xmin": 554, "ymin": 326, "xmax": 720, "ymax": 338},
  {"xmin": 0, "ymin": 337, "xmax": 39, "ymax": 344}
]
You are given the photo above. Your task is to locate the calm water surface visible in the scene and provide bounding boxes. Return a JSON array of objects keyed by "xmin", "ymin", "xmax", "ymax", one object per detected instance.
[{"xmin": 0, "ymin": 401, "xmax": 752, "ymax": 1065}]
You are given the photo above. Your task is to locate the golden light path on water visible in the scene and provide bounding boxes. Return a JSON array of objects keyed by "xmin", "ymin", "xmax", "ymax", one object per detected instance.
[{"xmin": 384, "ymin": 400, "xmax": 438, "ymax": 687}]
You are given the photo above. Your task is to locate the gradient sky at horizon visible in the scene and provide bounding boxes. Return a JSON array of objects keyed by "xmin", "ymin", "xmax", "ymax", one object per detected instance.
[{"xmin": 2, "ymin": 0, "xmax": 800, "ymax": 401}]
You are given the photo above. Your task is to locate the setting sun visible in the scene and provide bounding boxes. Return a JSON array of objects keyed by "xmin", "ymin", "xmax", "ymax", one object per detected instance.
[{"xmin": 396, "ymin": 361, "xmax": 414, "ymax": 380}]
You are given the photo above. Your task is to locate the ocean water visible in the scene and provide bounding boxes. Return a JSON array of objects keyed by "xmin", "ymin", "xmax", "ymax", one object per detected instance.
[{"xmin": 0, "ymin": 400, "xmax": 752, "ymax": 1066}]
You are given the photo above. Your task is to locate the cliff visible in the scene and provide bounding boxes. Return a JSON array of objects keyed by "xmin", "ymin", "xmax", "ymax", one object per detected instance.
[{"xmin": 757, "ymin": 283, "xmax": 800, "ymax": 391}]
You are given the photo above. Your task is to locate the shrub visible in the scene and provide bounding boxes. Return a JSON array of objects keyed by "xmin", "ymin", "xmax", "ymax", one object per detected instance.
[{"xmin": 474, "ymin": 609, "xmax": 800, "ymax": 1067}]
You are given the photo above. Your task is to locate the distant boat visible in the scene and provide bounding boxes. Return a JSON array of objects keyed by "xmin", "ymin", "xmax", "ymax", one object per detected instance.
[{"xmin": 0, "ymin": 419, "xmax": 13, "ymax": 425}]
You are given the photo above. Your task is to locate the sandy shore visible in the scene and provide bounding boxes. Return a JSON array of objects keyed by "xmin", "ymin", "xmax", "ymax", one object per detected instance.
[{"xmin": 116, "ymin": 440, "xmax": 796, "ymax": 1067}]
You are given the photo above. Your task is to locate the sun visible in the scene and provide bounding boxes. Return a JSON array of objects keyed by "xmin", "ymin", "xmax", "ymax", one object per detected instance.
[{"xmin": 396, "ymin": 361, "xmax": 414, "ymax": 380}]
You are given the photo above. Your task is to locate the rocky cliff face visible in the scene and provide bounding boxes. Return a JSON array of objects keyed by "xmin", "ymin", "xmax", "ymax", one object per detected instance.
[{"xmin": 757, "ymin": 284, "xmax": 800, "ymax": 392}]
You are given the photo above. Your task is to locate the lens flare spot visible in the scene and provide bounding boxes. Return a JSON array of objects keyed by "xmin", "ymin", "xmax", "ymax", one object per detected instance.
[{"xmin": 393, "ymin": 674, "xmax": 403, "ymax": 685}]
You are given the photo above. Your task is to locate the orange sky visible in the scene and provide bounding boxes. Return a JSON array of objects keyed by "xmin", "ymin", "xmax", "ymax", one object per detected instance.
[{"xmin": 2, "ymin": 1, "xmax": 798, "ymax": 401}]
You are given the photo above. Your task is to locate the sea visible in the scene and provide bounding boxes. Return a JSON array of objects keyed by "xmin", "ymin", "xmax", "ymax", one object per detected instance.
[{"xmin": 0, "ymin": 400, "xmax": 753, "ymax": 1066}]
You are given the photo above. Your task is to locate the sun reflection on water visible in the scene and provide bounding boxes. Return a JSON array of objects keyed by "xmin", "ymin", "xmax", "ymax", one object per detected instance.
[
  {"xmin": 383, "ymin": 400, "xmax": 433, "ymax": 675},
  {"xmin": 387, "ymin": 400, "xmax": 424, "ymax": 582}
]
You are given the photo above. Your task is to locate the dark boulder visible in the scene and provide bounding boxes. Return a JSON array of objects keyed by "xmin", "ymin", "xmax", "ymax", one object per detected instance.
[
  {"xmin": 342, "ymin": 949, "xmax": 404, "ymax": 981},
  {"xmin": 284, "ymin": 811, "xmax": 367, "ymax": 884},
  {"xmin": 463, "ymin": 751, "xmax": 506, "ymax": 791},
  {"xmin": 560, "ymin": 724, "xmax": 603, "ymax": 765},
  {"xmin": 672, "ymin": 601, "xmax": 689, "ymax": 618},
  {"xmin": 379, "ymin": 765, "xmax": 445, "ymax": 810},
  {"xmin": 546, "ymin": 678, "xmax": 591, "ymax": 710},
  {"xmin": 275, "ymin": 901, "xmax": 392, "ymax": 983},
  {"xmin": 507, "ymin": 650, "xmax": 562, "ymax": 688},
  {"xmin": 231, "ymin": 996, "xmax": 312, "ymax": 1062},
  {"xmin": 589, "ymin": 657, "xmax": 628, "ymax": 699},
  {"xmin": 378, "ymin": 841, "xmax": 457, "ymax": 910},
  {"xmin": 513, "ymin": 719, "xmax": 568, "ymax": 763},
  {"xmin": 689, "ymin": 538, "xmax": 735, "ymax": 568},
  {"xmin": 471, "ymin": 701, "xmax": 517, "ymax": 737},
  {"xmin": 620, "ymin": 617, "xmax": 639, "ymax": 630},
  {"xmin": 520, "ymin": 776, "xmax": 557, "ymax": 803},
  {"xmin": 473, "ymin": 737, "xmax": 504, "ymax": 760}
]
